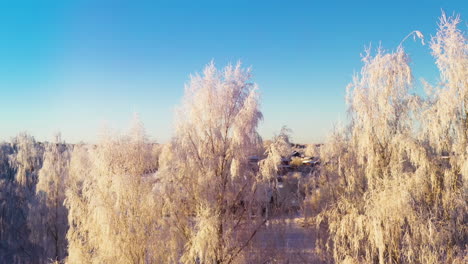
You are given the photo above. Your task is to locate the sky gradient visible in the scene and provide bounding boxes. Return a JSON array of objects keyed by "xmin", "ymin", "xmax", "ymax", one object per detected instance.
[{"xmin": 0, "ymin": 0, "xmax": 466, "ymax": 143}]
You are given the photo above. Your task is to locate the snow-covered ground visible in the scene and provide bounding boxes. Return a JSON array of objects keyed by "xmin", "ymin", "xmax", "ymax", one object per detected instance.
[{"xmin": 250, "ymin": 217, "xmax": 324, "ymax": 263}]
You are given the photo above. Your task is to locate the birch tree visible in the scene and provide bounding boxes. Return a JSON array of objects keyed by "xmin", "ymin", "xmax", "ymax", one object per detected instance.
[
  {"xmin": 65, "ymin": 115, "xmax": 165, "ymax": 264},
  {"xmin": 159, "ymin": 62, "xmax": 265, "ymax": 264},
  {"xmin": 259, "ymin": 127, "xmax": 292, "ymax": 215},
  {"xmin": 0, "ymin": 133, "xmax": 43, "ymax": 263},
  {"xmin": 28, "ymin": 134, "xmax": 70, "ymax": 263},
  {"xmin": 315, "ymin": 13, "xmax": 467, "ymax": 263},
  {"xmin": 260, "ymin": 126, "xmax": 292, "ymax": 182}
]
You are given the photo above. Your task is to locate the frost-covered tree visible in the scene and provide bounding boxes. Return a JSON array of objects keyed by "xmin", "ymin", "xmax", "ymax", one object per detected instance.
[
  {"xmin": 65, "ymin": 115, "xmax": 164, "ymax": 264},
  {"xmin": 159, "ymin": 62, "xmax": 265, "ymax": 263},
  {"xmin": 415, "ymin": 12, "xmax": 468, "ymax": 261},
  {"xmin": 0, "ymin": 142, "xmax": 23, "ymax": 262},
  {"xmin": 421, "ymin": 13, "xmax": 468, "ymax": 189},
  {"xmin": 258, "ymin": 127, "xmax": 293, "ymax": 215},
  {"xmin": 304, "ymin": 143, "xmax": 319, "ymax": 158},
  {"xmin": 28, "ymin": 134, "xmax": 70, "ymax": 263},
  {"xmin": 64, "ymin": 144, "xmax": 93, "ymax": 264},
  {"xmin": 315, "ymin": 13, "xmax": 467, "ymax": 264},
  {"xmin": 0, "ymin": 133, "xmax": 43, "ymax": 263},
  {"xmin": 345, "ymin": 44, "xmax": 416, "ymax": 189},
  {"xmin": 260, "ymin": 126, "xmax": 292, "ymax": 181},
  {"xmin": 12, "ymin": 133, "xmax": 43, "ymax": 192}
]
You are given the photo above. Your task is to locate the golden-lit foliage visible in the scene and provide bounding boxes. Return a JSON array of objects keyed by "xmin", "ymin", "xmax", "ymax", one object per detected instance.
[
  {"xmin": 65, "ymin": 115, "xmax": 165, "ymax": 264},
  {"xmin": 158, "ymin": 62, "xmax": 266, "ymax": 264},
  {"xmin": 314, "ymin": 13, "xmax": 467, "ymax": 264},
  {"xmin": 0, "ymin": 12, "xmax": 465, "ymax": 264}
]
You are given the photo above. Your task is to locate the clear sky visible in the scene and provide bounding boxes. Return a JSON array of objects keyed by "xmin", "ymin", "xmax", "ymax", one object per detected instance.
[{"xmin": 0, "ymin": 0, "xmax": 466, "ymax": 143}]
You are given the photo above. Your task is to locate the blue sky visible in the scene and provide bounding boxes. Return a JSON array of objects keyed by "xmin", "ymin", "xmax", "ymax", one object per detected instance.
[{"xmin": 0, "ymin": 0, "xmax": 466, "ymax": 143}]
